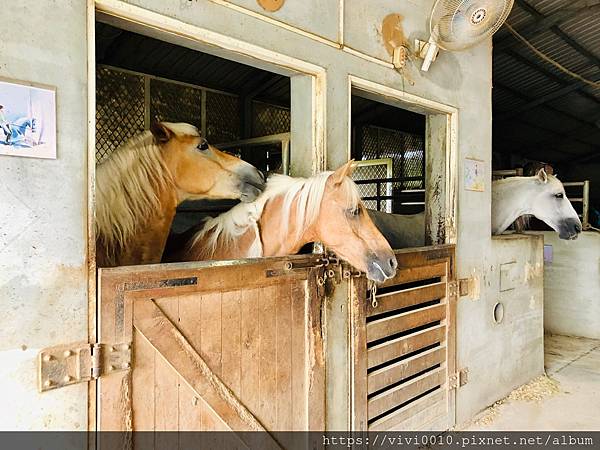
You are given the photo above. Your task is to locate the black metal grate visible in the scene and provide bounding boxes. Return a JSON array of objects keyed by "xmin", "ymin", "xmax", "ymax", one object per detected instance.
[
  {"xmin": 95, "ymin": 67, "xmax": 145, "ymax": 164},
  {"xmin": 150, "ymin": 79, "xmax": 202, "ymax": 128},
  {"xmin": 206, "ymin": 91, "xmax": 240, "ymax": 144},
  {"xmin": 360, "ymin": 125, "xmax": 425, "ymax": 190},
  {"xmin": 252, "ymin": 101, "xmax": 290, "ymax": 137},
  {"xmin": 352, "ymin": 164, "xmax": 392, "ymax": 212}
]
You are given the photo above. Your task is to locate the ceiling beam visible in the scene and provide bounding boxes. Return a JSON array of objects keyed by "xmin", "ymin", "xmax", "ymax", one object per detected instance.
[
  {"xmin": 502, "ymin": 48, "xmax": 600, "ymax": 108},
  {"xmin": 495, "ymin": 0, "xmax": 591, "ymax": 53},
  {"xmin": 495, "ymin": 80, "xmax": 595, "ymax": 121},
  {"xmin": 493, "ymin": 84, "xmax": 598, "ymax": 154},
  {"xmin": 512, "ymin": 0, "xmax": 600, "ymax": 71},
  {"xmin": 494, "ymin": 81, "xmax": 599, "ymax": 130}
]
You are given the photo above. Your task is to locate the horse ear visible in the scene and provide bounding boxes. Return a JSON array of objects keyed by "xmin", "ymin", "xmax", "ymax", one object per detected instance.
[
  {"xmin": 536, "ymin": 168, "xmax": 548, "ymax": 184},
  {"xmin": 150, "ymin": 121, "xmax": 173, "ymax": 144},
  {"xmin": 330, "ymin": 159, "xmax": 357, "ymax": 185}
]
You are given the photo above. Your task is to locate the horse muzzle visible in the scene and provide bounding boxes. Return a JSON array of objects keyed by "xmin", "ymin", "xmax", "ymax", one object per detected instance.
[
  {"xmin": 366, "ymin": 251, "xmax": 398, "ymax": 283},
  {"xmin": 239, "ymin": 167, "xmax": 266, "ymax": 203},
  {"xmin": 558, "ymin": 218, "xmax": 582, "ymax": 240}
]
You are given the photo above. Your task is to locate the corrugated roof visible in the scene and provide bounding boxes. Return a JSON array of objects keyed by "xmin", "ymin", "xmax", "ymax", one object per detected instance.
[{"xmin": 493, "ymin": 0, "xmax": 600, "ymax": 164}]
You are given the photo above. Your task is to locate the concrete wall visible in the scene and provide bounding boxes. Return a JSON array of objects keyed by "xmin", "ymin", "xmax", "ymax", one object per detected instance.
[
  {"xmin": 0, "ymin": 1, "xmax": 89, "ymax": 430},
  {"xmin": 0, "ymin": 0, "xmax": 544, "ymax": 430},
  {"xmin": 537, "ymin": 231, "xmax": 600, "ymax": 340}
]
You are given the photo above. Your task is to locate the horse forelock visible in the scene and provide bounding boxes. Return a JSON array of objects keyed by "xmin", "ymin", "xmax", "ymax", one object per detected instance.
[
  {"xmin": 189, "ymin": 171, "xmax": 361, "ymax": 259},
  {"xmin": 95, "ymin": 131, "xmax": 174, "ymax": 264}
]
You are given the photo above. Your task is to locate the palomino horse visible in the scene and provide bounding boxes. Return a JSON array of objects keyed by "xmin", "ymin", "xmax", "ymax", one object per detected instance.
[
  {"xmin": 493, "ymin": 169, "xmax": 581, "ymax": 239},
  {"xmin": 176, "ymin": 161, "xmax": 398, "ymax": 283},
  {"xmin": 96, "ymin": 121, "xmax": 265, "ymax": 267}
]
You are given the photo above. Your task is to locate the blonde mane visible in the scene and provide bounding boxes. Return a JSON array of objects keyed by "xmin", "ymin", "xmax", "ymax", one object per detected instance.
[
  {"xmin": 95, "ymin": 131, "xmax": 174, "ymax": 264},
  {"xmin": 190, "ymin": 171, "xmax": 362, "ymax": 259}
]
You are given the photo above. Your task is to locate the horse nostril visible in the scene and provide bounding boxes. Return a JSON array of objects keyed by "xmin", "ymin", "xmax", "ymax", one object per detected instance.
[{"xmin": 389, "ymin": 257, "xmax": 398, "ymax": 271}]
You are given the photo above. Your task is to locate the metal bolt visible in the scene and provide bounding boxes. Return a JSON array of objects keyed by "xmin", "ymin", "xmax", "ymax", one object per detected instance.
[
  {"xmin": 63, "ymin": 375, "xmax": 72, "ymax": 383},
  {"xmin": 122, "ymin": 344, "xmax": 130, "ymax": 351},
  {"xmin": 108, "ymin": 365, "xmax": 115, "ymax": 372},
  {"xmin": 44, "ymin": 380, "xmax": 53, "ymax": 387},
  {"xmin": 284, "ymin": 262, "xmax": 293, "ymax": 271},
  {"xmin": 122, "ymin": 362, "xmax": 130, "ymax": 369},
  {"xmin": 63, "ymin": 350, "xmax": 72, "ymax": 357},
  {"xmin": 43, "ymin": 354, "xmax": 53, "ymax": 362}
]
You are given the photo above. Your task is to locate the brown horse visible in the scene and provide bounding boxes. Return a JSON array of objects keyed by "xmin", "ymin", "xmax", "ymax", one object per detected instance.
[
  {"xmin": 96, "ymin": 122, "xmax": 265, "ymax": 267},
  {"xmin": 175, "ymin": 161, "xmax": 397, "ymax": 282}
]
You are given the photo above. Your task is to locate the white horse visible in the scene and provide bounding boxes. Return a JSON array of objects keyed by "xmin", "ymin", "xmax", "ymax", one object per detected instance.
[
  {"xmin": 492, "ymin": 168, "xmax": 581, "ymax": 240},
  {"xmin": 368, "ymin": 168, "xmax": 581, "ymax": 249}
]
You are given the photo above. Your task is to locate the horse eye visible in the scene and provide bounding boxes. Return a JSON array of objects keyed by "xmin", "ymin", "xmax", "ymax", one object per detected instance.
[
  {"xmin": 197, "ymin": 139, "xmax": 209, "ymax": 151},
  {"xmin": 347, "ymin": 207, "xmax": 361, "ymax": 217},
  {"xmin": 554, "ymin": 193, "xmax": 564, "ymax": 199}
]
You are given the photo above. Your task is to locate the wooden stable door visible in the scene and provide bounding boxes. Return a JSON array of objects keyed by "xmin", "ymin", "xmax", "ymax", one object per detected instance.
[
  {"xmin": 351, "ymin": 245, "xmax": 457, "ymax": 431},
  {"xmin": 97, "ymin": 255, "xmax": 325, "ymax": 446}
]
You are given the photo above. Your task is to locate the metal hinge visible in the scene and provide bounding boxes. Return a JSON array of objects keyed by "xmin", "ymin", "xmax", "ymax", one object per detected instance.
[
  {"xmin": 449, "ymin": 279, "xmax": 470, "ymax": 298},
  {"xmin": 449, "ymin": 368, "xmax": 469, "ymax": 389},
  {"xmin": 38, "ymin": 341, "xmax": 131, "ymax": 392}
]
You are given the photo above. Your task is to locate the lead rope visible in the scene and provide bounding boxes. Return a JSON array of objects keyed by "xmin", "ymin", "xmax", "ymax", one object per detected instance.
[{"xmin": 369, "ymin": 280, "xmax": 378, "ymax": 308}]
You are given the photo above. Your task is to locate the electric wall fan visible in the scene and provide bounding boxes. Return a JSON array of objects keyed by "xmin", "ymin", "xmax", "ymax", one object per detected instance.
[{"xmin": 419, "ymin": 0, "xmax": 514, "ymax": 71}]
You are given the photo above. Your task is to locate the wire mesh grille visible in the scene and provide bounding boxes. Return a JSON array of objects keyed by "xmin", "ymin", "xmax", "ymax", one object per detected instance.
[
  {"xmin": 206, "ymin": 91, "xmax": 240, "ymax": 144},
  {"xmin": 150, "ymin": 79, "xmax": 202, "ymax": 128},
  {"xmin": 252, "ymin": 101, "xmax": 290, "ymax": 137},
  {"xmin": 360, "ymin": 125, "xmax": 425, "ymax": 189},
  {"xmin": 96, "ymin": 67, "xmax": 145, "ymax": 164},
  {"xmin": 352, "ymin": 163, "xmax": 392, "ymax": 212}
]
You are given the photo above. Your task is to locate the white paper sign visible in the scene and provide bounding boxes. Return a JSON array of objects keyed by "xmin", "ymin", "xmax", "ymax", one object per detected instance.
[{"xmin": 464, "ymin": 157, "xmax": 485, "ymax": 192}]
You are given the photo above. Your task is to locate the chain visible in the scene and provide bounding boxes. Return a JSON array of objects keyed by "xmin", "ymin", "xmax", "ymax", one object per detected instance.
[{"xmin": 368, "ymin": 280, "xmax": 378, "ymax": 308}]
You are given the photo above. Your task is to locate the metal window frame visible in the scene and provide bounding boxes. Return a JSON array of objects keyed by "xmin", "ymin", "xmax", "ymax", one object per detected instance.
[{"xmin": 354, "ymin": 158, "xmax": 393, "ymax": 213}]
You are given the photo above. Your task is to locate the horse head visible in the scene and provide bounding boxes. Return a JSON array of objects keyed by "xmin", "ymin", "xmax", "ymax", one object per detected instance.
[
  {"xmin": 313, "ymin": 161, "xmax": 398, "ymax": 282},
  {"xmin": 529, "ymin": 169, "xmax": 582, "ymax": 240},
  {"xmin": 151, "ymin": 121, "xmax": 265, "ymax": 203}
]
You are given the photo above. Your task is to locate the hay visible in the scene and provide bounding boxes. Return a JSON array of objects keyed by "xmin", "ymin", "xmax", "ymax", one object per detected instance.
[
  {"xmin": 508, "ymin": 374, "xmax": 560, "ymax": 402},
  {"xmin": 471, "ymin": 374, "xmax": 560, "ymax": 427}
]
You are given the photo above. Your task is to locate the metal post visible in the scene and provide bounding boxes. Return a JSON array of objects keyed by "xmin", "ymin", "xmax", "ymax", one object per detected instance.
[
  {"xmin": 282, "ymin": 139, "xmax": 290, "ymax": 175},
  {"xmin": 582, "ymin": 180, "xmax": 590, "ymax": 229}
]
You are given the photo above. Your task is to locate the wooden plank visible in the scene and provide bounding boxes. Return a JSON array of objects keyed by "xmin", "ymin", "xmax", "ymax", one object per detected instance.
[
  {"xmin": 368, "ymin": 346, "xmax": 446, "ymax": 395},
  {"xmin": 290, "ymin": 281, "xmax": 306, "ymax": 431},
  {"xmin": 368, "ymin": 367, "xmax": 446, "ymax": 421},
  {"xmin": 221, "ymin": 290, "xmax": 242, "ymax": 396},
  {"xmin": 367, "ymin": 304, "xmax": 446, "ymax": 343},
  {"xmin": 133, "ymin": 299, "xmax": 280, "ymax": 448},
  {"xmin": 368, "ymin": 282, "xmax": 446, "ymax": 317},
  {"xmin": 240, "ymin": 288, "xmax": 261, "ymax": 421},
  {"xmin": 306, "ymin": 270, "xmax": 326, "ymax": 431},
  {"xmin": 350, "ymin": 277, "xmax": 369, "ymax": 431},
  {"xmin": 259, "ymin": 285, "xmax": 278, "ymax": 429},
  {"xmin": 368, "ymin": 389, "xmax": 446, "ymax": 431},
  {"xmin": 368, "ymin": 325, "xmax": 446, "ymax": 369},
  {"xmin": 275, "ymin": 283, "xmax": 293, "ymax": 431},
  {"xmin": 153, "ymin": 299, "xmax": 179, "ymax": 448},
  {"xmin": 380, "ymin": 261, "xmax": 447, "ymax": 289},
  {"xmin": 178, "ymin": 294, "xmax": 204, "ymax": 433},
  {"xmin": 131, "ymin": 329, "xmax": 155, "ymax": 434}
]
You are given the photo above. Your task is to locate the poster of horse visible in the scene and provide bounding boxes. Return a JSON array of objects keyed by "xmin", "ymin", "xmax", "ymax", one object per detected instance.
[{"xmin": 0, "ymin": 79, "xmax": 56, "ymax": 159}]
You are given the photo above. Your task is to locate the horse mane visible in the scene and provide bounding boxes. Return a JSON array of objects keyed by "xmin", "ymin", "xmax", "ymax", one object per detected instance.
[
  {"xmin": 95, "ymin": 130, "xmax": 175, "ymax": 264},
  {"xmin": 189, "ymin": 171, "xmax": 362, "ymax": 260}
]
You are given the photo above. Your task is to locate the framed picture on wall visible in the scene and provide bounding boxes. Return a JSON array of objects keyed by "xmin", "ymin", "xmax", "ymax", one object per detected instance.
[{"xmin": 0, "ymin": 78, "xmax": 56, "ymax": 159}]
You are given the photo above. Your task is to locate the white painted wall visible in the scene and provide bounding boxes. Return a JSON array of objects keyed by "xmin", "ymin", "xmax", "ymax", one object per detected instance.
[
  {"xmin": 0, "ymin": 1, "xmax": 89, "ymax": 430},
  {"xmin": 537, "ymin": 231, "xmax": 600, "ymax": 340},
  {"xmin": 0, "ymin": 0, "xmax": 544, "ymax": 429}
]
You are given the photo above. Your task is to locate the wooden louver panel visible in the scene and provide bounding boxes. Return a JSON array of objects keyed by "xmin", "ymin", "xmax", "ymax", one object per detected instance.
[{"xmin": 352, "ymin": 245, "xmax": 456, "ymax": 432}]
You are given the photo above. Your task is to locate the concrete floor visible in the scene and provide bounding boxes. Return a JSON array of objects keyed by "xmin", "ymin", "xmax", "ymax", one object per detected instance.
[{"xmin": 464, "ymin": 334, "xmax": 600, "ymax": 430}]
